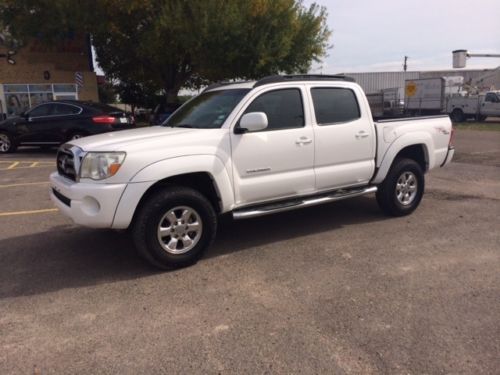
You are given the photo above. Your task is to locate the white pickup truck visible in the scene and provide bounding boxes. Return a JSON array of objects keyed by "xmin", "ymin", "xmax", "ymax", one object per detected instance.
[
  {"xmin": 50, "ymin": 75, "xmax": 455, "ymax": 269},
  {"xmin": 448, "ymin": 91, "xmax": 500, "ymax": 122}
]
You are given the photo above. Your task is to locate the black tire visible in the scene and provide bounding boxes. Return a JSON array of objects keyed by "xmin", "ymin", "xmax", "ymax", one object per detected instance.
[
  {"xmin": 132, "ymin": 185, "xmax": 217, "ymax": 269},
  {"xmin": 0, "ymin": 132, "xmax": 17, "ymax": 153},
  {"xmin": 476, "ymin": 115, "xmax": 487, "ymax": 122},
  {"xmin": 450, "ymin": 109, "xmax": 465, "ymax": 123},
  {"xmin": 376, "ymin": 158, "xmax": 424, "ymax": 217}
]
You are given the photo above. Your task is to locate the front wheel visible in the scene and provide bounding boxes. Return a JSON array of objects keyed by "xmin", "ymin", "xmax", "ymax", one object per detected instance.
[
  {"xmin": 376, "ymin": 158, "xmax": 424, "ymax": 217},
  {"xmin": 0, "ymin": 132, "xmax": 16, "ymax": 153},
  {"xmin": 132, "ymin": 186, "xmax": 217, "ymax": 269}
]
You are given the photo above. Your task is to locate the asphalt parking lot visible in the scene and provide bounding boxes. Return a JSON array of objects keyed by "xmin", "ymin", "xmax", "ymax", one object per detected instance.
[{"xmin": 0, "ymin": 129, "xmax": 499, "ymax": 374}]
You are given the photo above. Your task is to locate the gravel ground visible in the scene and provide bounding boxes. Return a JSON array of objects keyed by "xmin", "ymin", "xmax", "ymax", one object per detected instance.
[{"xmin": 0, "ymin": 129, "xmax": 499, "ymax": 374}]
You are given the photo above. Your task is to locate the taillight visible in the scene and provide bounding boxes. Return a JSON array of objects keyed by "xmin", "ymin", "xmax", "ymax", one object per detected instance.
[
  {"xmin": 449, "ymin": 128, "xmax": 455, "ymax": 147},
  {"xmin": 92, "ymin": 116, "xmax": 116, "ymax": 124}
]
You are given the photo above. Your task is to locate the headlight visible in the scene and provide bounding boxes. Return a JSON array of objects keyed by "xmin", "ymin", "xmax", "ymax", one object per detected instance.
[{"xmin": 80, "ymin": 152, "xmax": 126, "ymax": 180}]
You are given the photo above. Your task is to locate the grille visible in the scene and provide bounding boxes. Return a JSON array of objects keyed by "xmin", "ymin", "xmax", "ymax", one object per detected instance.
[{"xmin": 57, "ymin": 147, "xmax": 77, "ymax": 181}]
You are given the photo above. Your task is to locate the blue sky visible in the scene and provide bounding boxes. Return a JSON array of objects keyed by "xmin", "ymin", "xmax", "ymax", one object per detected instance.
[{"xmin": 306, "ymin": 0, "xmax": 500, "ymax": 73}]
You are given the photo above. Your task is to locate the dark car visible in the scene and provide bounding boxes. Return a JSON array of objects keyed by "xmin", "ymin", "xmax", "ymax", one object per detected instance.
[
  {"xmin": 149, "ymin": 103, "xmax": 182, "ymax": 125},
  {"xmin": 0, "ymin": 100, "xmax": 135, "ymax": 153}
]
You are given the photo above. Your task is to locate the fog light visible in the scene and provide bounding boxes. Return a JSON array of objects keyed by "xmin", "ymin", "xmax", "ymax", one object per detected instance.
[{"xmin": 81, "ymin": 196, "xmax": 101, "ymax": 215}]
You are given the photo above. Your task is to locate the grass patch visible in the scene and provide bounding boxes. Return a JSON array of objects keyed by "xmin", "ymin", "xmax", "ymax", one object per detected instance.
[{"xmin": 452, "ymin": 122, "xmax": 500, "ymax": 131}]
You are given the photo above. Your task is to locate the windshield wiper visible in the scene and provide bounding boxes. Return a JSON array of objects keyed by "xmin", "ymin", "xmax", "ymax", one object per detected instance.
[{"xmin": 172, "ymin": 124, "xmax": 194, "ymax": 128}]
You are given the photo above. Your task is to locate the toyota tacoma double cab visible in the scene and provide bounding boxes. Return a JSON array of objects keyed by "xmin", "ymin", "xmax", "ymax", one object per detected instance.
[{"xmin": 50, "ymin": 75, "xmax": 455, "ymax": 269}]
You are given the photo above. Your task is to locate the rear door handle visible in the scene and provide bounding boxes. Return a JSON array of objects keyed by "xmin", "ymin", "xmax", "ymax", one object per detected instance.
[
  {"xmin": 295, "ymin": 136, "xmax": 312, "ymax": 145},
  {"xmin": 355, "ymin": 131, "xmax": 369, "ymax": 139}
]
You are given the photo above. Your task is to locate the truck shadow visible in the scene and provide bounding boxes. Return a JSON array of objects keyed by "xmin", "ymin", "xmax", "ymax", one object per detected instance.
[
  {"xmin": 0, "ymin": 196, "xmax": 387, "ymax": 299},
  {"xmin": 210, "ymin": 197, "xmax": 384, "ymax": 258}
]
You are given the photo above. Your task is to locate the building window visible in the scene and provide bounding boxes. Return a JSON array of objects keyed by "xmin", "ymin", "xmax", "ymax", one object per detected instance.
[{"xmin": 2, "ymin": 83, "xmax": 77, "ymax": 117}]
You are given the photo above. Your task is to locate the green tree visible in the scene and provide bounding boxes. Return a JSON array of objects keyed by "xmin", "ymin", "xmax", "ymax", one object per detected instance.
[
  {"xmin": 0, "ymin": 0, "xmax": 331, "ymax": 104},
  {"xmin": 97, "ymin": 82, "xmax": 117, "ymax": 104}
]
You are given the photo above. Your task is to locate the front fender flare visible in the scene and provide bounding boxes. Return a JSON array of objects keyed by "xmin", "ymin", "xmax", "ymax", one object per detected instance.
[{"xmin": 111, "ymin": 155, "xmax": 234, "ymax": 229}]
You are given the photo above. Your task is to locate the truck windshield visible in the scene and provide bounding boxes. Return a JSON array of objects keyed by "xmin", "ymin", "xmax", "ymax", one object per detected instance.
[{"xmin": 162, "ymin": 89, "xmax": 251, "ymax": 129}]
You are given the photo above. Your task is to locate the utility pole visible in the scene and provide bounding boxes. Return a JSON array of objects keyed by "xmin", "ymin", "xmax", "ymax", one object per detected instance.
[{"xmin": 403, "ymin": 56, "xmax": 408, "ymax": 72}]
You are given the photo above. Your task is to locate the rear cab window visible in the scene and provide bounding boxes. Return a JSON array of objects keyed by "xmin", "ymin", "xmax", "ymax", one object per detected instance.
[{"xmin": 310, "ymin": 87, "xmax": 361, "ymax": 125}]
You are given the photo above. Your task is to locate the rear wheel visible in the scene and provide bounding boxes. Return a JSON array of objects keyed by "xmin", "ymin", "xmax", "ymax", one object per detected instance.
[
  {"xmin": 376, "ymin": 158, "xmax": 424, "ymax": 217},
  {"xmin": 132, "ymin": 186, "xmax": 217, "ymax": 269},
  {"xmin": 450, "ymin": 109, "xmax": 465, "ymax": 123},
  {"xmin": 68, "ymin": 132, "xmax": 87, "ymax": 141},
  {"xmin": 476, "ymin": 115, "xmax": 487, "ymax": 122},
  {"xmin": 0, "ymin": 132, "xmax": 17, "ymax": 153}
]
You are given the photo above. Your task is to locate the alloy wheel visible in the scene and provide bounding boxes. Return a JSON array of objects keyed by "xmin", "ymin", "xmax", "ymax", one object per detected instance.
[
  {"xmin": 0, "ymin": 134, "xmax": 11, "ymax": 152},
  {"xmin": 156, "ymin": 206, "xmax": 203, "ymax": 254},
  {"xmin": 395, "ymin": 171, "xmax": 418, "ymax": 205}
]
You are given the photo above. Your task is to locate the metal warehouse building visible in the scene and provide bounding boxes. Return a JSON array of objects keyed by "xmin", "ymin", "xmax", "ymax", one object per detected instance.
[{"xmin": 343, "ymin": 69, "xmax": 500, "ymax": 94}]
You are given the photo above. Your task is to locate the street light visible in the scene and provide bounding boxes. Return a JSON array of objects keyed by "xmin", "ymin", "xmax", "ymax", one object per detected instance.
[{"xmin": 453, "ymin": 49, "xmax": 500, "ymax": 68}]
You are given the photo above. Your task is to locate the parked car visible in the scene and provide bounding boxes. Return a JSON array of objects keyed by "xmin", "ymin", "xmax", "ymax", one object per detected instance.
[
  {"xmin": 149, "ymin": 103, "xmax": 182, "ymax": 125},
  {"xmin": 50, "ymin": 75, "xmax": 454, "ymax": 269},
  {"xmin": 0, "ymin": 100, "xmax": 135, "ymax": 153}
]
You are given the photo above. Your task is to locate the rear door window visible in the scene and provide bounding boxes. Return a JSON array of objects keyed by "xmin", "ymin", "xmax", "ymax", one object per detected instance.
[
  {"xmin": 311, "ymin": 88, "xmax": 360, "ymax": 125},
  {"xmin": 53, "ymin": 104, "xmax": 81, "ymax": 115}
]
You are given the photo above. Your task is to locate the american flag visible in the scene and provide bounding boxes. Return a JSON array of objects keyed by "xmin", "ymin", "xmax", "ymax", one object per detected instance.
[{"xmin": 75, "ymin": 71, "xmax": 84, "ymax": 92}]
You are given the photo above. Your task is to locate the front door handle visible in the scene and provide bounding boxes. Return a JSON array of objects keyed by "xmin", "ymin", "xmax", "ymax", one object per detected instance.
[
  {"xmin": 355, "ymin": 131, "xmax": 369, "ymax": 139},
  {"xmin": 295, "ymin": 136, "xmax": 312, "ymax": 145}
]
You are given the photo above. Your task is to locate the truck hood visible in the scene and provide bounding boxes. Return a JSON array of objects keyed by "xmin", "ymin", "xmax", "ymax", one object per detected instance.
[
  {"xmin": 69, "ymin": 126, "xmax": 207, "ymax": 152},
  {"xmin": 67, "ymin": 126, "xmax": 231, "ymax": 184}
]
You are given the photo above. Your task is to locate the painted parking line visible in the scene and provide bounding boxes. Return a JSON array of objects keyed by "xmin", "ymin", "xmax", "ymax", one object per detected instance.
[
  {"xmin": 0, "ymin": 208, "xmax": 58, "ymax": 217},
  {"xmin": 0, "ymin": 160, "xmax": 54, "ymax": 170},
  {"xmin": 7, "ymin": 161, "xmax": 19, "ymax": 169},
  {"xmin": 0, "ymin": 181, "xmax": 50, "ymax": 188}
]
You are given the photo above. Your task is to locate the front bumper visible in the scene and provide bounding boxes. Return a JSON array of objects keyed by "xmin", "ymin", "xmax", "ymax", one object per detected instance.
[{"xmin": 49, "ymin": 172, "xmax": 126, "ymax": 228}]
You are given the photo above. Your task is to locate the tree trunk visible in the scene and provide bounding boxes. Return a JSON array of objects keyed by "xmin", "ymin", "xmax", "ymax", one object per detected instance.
[{"xmin": 165, "ymin": 87, "xmax": 181, "ymax": 105}]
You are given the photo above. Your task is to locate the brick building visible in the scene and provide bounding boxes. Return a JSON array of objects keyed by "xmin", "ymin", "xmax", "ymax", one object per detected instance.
[{"xmin": 0, "ymin": 34, "xmax": 98, "ymax": 117}]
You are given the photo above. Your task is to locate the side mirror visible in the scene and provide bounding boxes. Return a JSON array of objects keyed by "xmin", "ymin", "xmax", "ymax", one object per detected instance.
[{"xmin": 237, "ymin": 112, "xmax": 268, "ymax": 133}]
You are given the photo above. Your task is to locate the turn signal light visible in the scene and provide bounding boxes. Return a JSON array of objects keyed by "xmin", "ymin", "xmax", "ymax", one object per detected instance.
[{"xmin": 92, "ymin": 116, "xmax": 116, "ymax": 124}]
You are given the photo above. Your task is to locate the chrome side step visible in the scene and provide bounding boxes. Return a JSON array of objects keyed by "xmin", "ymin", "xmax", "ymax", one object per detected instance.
[{"xmin": 232, "ymin": 186, "xmax": 377, "ymax": 220}]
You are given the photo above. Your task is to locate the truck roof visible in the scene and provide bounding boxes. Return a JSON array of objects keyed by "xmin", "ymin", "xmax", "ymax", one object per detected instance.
[{"xmin": 205, "ymin": 74, "xmax": 355, "ymax": 92}]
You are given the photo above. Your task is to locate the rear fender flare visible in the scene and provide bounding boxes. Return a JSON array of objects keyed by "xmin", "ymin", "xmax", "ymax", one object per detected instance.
[{"xmin": 372, "ymin": 132, "xmax": 432, "ymax": 184}]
